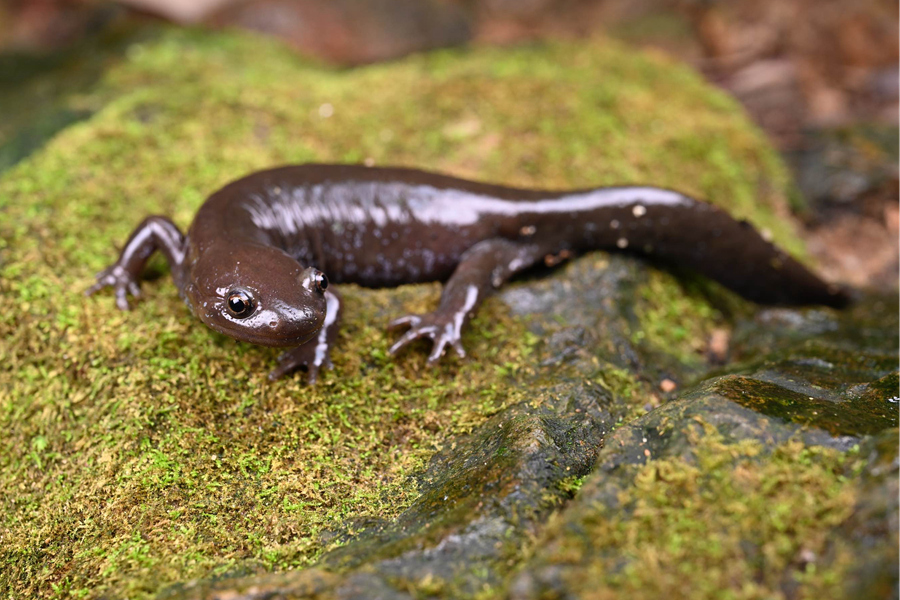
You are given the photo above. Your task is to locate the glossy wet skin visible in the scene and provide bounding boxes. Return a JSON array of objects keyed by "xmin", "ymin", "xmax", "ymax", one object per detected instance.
[{"xmin": 88, "ymin": 163, "xmax": 850, "ymax": 381}]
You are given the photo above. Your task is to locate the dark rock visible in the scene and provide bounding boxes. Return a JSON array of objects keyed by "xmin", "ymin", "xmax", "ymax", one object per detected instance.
[{"xmin": 837, "ymin": 429, "xmax": 899, "ymax": 600}]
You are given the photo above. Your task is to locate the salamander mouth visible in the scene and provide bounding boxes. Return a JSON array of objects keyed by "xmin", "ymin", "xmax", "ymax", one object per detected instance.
[
  {"xmin": 197, "ymin": 311, "xmax": 322, "ymax": 347},
  {"xmin": 234, "ymin": 327, "xmax": 320, "ymax": 347}
]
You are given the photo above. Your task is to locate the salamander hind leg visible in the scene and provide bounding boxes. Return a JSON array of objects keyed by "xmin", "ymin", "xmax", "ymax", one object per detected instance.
[
  {"xmin": 87, "ymin": 216, "xmax": 186, "ymax": 310},
  {"xmin": 388, "ymin": 239, "xmax": 553, "ymax": 365}
]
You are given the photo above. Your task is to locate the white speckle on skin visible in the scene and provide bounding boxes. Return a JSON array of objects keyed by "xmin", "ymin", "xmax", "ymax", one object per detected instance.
[
  {"xmin": 519, "ymin": 225, "xmax": 536, "ymax": 236},
  {"xmin": 632, "ymin": 204, "xmax": 646, "ymax": 217},
  {"xmin": 610, "ymin": 219, "xmax": 620, "ymax": 229},
  {"xmin": 318, "ymin": 103, "xmax": 334, "ymax": 118},
  {"xmin": 617, "ymin": 237, "xmax": 629, "ymax": 249}
]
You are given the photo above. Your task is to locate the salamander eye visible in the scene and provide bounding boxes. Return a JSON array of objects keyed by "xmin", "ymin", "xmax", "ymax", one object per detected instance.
[
  {"xmin": 226, "ymin": 289, "xmax": 255, "ymax": 318},
  {"xmin": 313, "ymin": 270, "xmax": 328, "ymax": 293}
]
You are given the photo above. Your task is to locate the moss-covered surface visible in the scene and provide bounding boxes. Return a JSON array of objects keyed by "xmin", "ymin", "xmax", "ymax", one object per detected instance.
[
  {"xmin": 627, "ymin": 269, "xmax": 742, "ymax": 382},
  {"xmin": 0, "ymin": 24, "xmax": 890, "ymax": 600},
  {"xmin": 520, "ymin": 429, "xmax": 865, "ymax": 600}
]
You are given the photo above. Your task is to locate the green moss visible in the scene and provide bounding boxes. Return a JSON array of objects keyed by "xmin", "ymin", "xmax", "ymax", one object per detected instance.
[
  {"xmin": 629, "ymin": 270, "xmax": 726, "ymax": 371},
  {"xmin": 0, "ymin": 279, "xmax": 533, "ymax": 597},
  {"xmin": 627, "ymin": 263, "xmax": 762, "ymax": 387},
  {"xmin": 0, "ymin": 26, "xmax": 804, "ymax": 598},
  {"xmin": 531, "ymin": 425, "xmax": 865, "ymax": 600}
]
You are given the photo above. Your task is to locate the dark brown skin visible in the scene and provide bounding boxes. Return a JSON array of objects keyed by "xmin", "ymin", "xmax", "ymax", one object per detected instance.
[{"xmin": 88, "ymin": 164, "xmax": 850, "ymax": 382}]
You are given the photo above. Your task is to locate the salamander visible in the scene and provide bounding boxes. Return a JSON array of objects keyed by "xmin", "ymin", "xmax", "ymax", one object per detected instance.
[{"xmin": 88, "ymin": 164, "xmax": 850, "ymax": 381}]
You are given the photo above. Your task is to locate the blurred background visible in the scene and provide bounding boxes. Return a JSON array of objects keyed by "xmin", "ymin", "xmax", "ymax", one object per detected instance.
[{"xmin": 1, "ymin": 0, "xmax": 897, "ymax": 289}]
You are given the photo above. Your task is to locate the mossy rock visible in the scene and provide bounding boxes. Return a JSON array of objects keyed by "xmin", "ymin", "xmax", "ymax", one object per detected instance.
[
  {"xmin": 509, "ymin": 297, "xmax": 898, "ymax": 600},
  {"xmin": 1, "ymin": 25, "xmax": 893, "ymax": 600}
]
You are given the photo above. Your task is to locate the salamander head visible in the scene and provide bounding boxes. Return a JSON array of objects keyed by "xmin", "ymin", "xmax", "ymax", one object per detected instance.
[{"xmin": 185, "ymin": 244, "xmax": 328, "ymax": 347}]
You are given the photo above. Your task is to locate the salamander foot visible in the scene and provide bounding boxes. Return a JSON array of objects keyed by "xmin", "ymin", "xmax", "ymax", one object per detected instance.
[
  {"xmin": 268, "ymin": 342, "xmax": 333, "ymax": 383},
  {"xmin": 86, "ymin": 264, "xmax": 142, "ymax": 311},
  {"xmin": 387, "ymin": 313, "xmax": 467, "ymax": 365}
]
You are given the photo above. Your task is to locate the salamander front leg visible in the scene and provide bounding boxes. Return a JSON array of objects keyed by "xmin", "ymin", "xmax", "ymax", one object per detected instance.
[
  {"xmin": 389, "ymin": 239, "xmax": 551, "ymax": 365},
  {"xmin": 87, "ymin": 216, "xmax": 186, "ymax": 310},
  {"xmin": 269, "ymin": 287, "xmax": 343, "ymax": 383}
]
